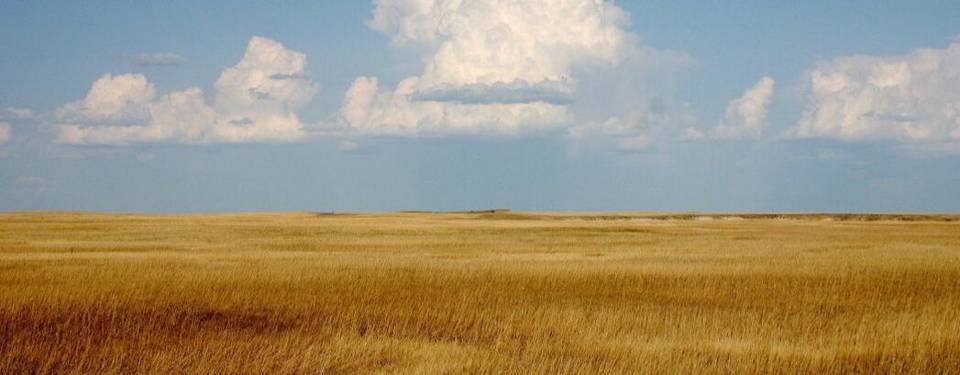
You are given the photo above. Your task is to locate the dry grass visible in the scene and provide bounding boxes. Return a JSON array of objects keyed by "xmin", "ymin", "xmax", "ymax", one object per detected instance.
[{"xmin": 1, "ymin": 211, "xmax": 959, "ymax": 374}]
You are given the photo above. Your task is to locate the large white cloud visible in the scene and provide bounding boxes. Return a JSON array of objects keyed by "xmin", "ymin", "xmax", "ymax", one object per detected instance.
[
  {"xmin": 57, "ymin": 37, "xmax": 316, "ymax": 145},
  {"xmin": 712, "ymin": 77, "xmax": 775, "ymax": 139},
  {"xmin": 369, "ymin": 0, "xmax": 627, "ymax": 89},
  {"xmin": 342, "ymin": 0, "xmax": 631, "ymax": 135},
  {"xmin": 788, "ymin": 41, "xmax": 960, "ymax": 151}
]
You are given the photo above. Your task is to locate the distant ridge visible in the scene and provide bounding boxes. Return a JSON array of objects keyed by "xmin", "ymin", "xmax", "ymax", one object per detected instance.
[
  {"xmin": 384, "ymin": 211, "xmax": 959, "ymax": 222},
  {"xmin": 396, "ymin": 209, "xmax": 512, "ymax": 214}
]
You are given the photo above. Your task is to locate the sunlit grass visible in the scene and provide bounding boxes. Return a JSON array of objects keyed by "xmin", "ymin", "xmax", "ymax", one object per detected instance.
[{"xmin": 1, "ymin": 212, "xmax": 959, "ymax": 373}]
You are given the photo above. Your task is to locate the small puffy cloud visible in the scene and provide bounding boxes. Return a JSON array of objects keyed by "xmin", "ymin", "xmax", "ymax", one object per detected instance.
[
  {"xmin": 56, "ymin": 74, "xmax": 156, "ymax": 124},
  {"xmin": 125, "ymin": 52, "xmax": 187, "ymax": 67},
  {"xmin": 0, "ymin": 122, "xmax": 10, "ymax": 144},
  {"xmin": 56, "ymin": 37, "xmax": 316, "ymax": 145},
  {"xmin": 215, "ymin": 37, "xmax": 317, "ymax": 116},
  {"xmin": 343, "ymin": 0, "xmax": 631, "ymax": 135},
  {"xmin": 787, "ymin": 41, "xmax": 960, "ymax": 151},
  {"xmin": 712, "ymin": 77, "xmax": 775, "ymax": 139}
]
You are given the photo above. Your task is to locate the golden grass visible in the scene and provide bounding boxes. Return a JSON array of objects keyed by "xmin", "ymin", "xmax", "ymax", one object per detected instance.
[{"xmin": 1, "ymin": 211, "xmax": 959, "ymax": 374}]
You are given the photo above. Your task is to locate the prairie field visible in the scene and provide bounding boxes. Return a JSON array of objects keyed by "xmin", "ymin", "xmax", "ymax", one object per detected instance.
[{"xmin": 1, "ymin": 211, "xmax": 959, "ymax": 374}]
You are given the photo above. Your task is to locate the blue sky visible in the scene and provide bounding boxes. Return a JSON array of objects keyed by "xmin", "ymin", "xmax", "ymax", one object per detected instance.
[{"xmin": 1, "ymin": 1, "xmax": 959, "ymax": 212}]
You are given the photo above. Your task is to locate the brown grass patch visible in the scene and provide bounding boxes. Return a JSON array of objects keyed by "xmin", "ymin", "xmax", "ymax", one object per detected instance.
[{"xmin": 1, "ymin": 212, "xmax": 958, "ymax": 373}]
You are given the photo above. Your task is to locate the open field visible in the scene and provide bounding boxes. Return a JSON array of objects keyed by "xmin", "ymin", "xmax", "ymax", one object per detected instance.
[{"xmin": 1, "ymin": 211, "xmax": 959, "ymax": 374}]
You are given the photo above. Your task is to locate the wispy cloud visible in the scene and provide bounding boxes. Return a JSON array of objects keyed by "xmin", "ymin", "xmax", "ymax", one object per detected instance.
[{"xmin": 1, "ymin": 107, "xmax": 36, "ymax": 120}]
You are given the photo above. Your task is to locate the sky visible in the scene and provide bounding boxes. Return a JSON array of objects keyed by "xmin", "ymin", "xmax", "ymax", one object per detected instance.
[{"xmin": 1, "ymin": 0, "xmax": 959, "ymax": 213}]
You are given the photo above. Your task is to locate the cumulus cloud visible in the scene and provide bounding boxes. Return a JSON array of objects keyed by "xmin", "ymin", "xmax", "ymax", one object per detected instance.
[
  {"xmin": 125, "ymin": 52, "xmax": 187, "ymax": 67},
  {"xmin": 342, "ymin": 0, "xmax": 631, "ymax": 135},
  {"xmin": 56, "ymin": 74, "xmax": 156, "ymax": 124},
  {"xmin": 712, "ymin": 77, "xmax": 775, "ymax": 139},
  {"xmin": 59, "ymin": 88, "xmax": 216, "ymax": 145},
  {"xmin": 56, "ymin": 37, "xmax": 317, "ymax": 145},
  {"xmin": 0, "ymin": 122, "xmax": 10, "ymax": 144},
  {"xmin": 214, "ymin": 37, "xmax": 317, "ymax": 116},
  {"xmin": 787, "ymin": 41, "xmax": 960, "ymax": 151},
  {"xmin": 369, "ymin": 0, "xmax": 626, "ymax": 89}
]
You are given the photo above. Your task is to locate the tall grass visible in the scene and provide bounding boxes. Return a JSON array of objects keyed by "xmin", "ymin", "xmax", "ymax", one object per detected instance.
[{"xmin": 1, "ymin": 212, "xmax": 959, "ymax": 373}]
